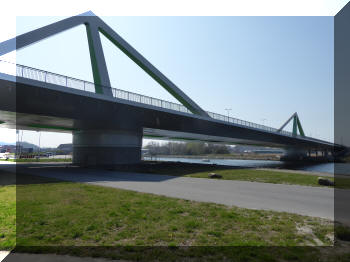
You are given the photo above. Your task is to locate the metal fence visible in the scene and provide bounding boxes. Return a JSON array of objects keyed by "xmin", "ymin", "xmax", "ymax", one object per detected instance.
[
  {"xmin": 206, "ymin": 111, "xmax": 292, "ymax": 136},
  {"xmin": 12, "ymin": 62, "xmax": 192, "ymax": 114},
  {"xmin": 1, "ymin": 60, "xmax": 298, "ymax": 138}
]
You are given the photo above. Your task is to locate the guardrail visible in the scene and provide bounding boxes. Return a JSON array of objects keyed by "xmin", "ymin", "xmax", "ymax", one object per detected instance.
[
  {"xmin": 1, "ymin": 60, "xmax": 297, "ymax": 138},
  {"xmin": 206, "ymin": 111, "xmax": 292, "ymax": 136},
  {"xmin": 11, "ymin": 61, "xmax": 192, "ymax": 114}
]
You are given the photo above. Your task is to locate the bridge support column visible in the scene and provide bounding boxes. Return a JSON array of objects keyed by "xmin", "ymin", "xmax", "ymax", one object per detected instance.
[
  {"xmin": 72, "ymin": 129, "xmax": 142, "ymax": 166},
  {"xmin": 280, "ymin": 148, "xmax": 307, "ymax": 161}
]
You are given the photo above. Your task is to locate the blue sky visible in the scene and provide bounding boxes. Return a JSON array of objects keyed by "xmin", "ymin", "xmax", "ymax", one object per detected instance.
[{"xmin": 1, "ymin": 15, "xmax": 334, "ymax": 146}]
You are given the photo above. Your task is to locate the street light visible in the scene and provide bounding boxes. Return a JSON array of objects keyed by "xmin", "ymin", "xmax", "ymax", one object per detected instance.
[
  {"xmin": 37, "ymin": 131, "xmax": 41, "ymax": 160},
  {"xmin": 225, "ymin": 108, "xmax": 232, "ymax": 118}
]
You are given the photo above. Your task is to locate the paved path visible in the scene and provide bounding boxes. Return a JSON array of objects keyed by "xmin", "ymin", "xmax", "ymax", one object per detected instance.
[{"xmin": 9, "ymin": 165, "xmax": 335, "ymax": 220}]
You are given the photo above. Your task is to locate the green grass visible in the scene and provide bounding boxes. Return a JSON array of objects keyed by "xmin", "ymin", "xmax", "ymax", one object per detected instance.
[
  {"xmin": 335, "ymin": 224, "xmax": 350, "ymax": 241},
  {"xmin": 0, "ymin": 185, "xmax": 16, "ymax": 250},
  {"xmin": 178, "ymin": 169, "xmax": 333, "ymax": 187},
  {"xmin": 335, "ymin": 177, "xmax": 350, "ymax": 189},
  {"xmin": 2, "ymin": 181, "xmax": 350, "ymax": 261},
  {"xmin": 14, "ymin": 181, "xmax": 334, "ymax": 247}
]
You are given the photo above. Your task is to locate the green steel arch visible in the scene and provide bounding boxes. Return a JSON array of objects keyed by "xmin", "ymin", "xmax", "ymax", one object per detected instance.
[
  {"xmin": 0, "ymin": 11, "xmax": 209, "ymax": 117},
  {"xmin": 278, "ymin": 112, "xmax": 305, "ymax": 137}
]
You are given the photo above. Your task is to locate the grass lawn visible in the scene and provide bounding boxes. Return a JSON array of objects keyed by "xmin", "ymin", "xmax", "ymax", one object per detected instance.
[
  {"xmin": 2, "ymin": 179, "xmax": 350, "ymax": 261},
  {"xmin": 182, "ymin": 169, "xmax": 335, "ymax": 187},
  {"xmin": 14, "ymin": 181, "xmax": 334, "ymax": 247},
  {"xmin": 335, "ymin": 177, "xmax": 350, "ymax": 189},
  {"xmin": 0, "ymin": 185, "xmax": 16, "ymax": 250}
]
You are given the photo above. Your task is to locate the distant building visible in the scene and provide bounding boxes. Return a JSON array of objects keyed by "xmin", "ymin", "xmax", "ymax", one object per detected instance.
[
  {"xmin": 0, "ymin": 145, "xmax": 16, "ymax": 153},
  {"xmin": 57, "ymin": 143, "xmax": 73, "ymax": 154},
  {"xmin": 251, "ymin": 149, "xmax": 285, "ymax": 155},
  {"xmin": 21, "ymin": 147, "xmax": 34, "ymax": 154},
  {"xmin": 232, "ymin": 145, "xmax": 284, "ymax": 155}
]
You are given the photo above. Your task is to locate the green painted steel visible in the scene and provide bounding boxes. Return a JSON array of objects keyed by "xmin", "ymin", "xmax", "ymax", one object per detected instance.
[
  {"xmin": 85, "ymin": 24, "xmax": 104, "ymax": 94},
  {"xmin": 292, "ymin": 116, "xmax": 298, "ymax": 136},
  {"xmin": 99, "ymin": 28, "xmax": 204, "ymax": 116},
  {"xmin": 292, "ymin": 115, "xmax": 305, "ymax": 137},
  {"xmin": 296, "ymin": 117, "xmax": 305, "ymax": 137},
  {"xmin": 0, "ymin": 12, "xmax": 208, "ymax": 117},
  {"xmin": 278, "ymin": 112, "xmax": 305, "ymax": 137}
]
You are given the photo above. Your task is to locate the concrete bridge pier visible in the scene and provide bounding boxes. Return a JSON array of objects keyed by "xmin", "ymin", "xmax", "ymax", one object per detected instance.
[
  {"xmin": 280, "ymin": 148, "xmax": 308, "ymax": 161},
  {"xmin": 72, "ymin": 129, "xmax": 143, "ymax": 167},
  {"xmin": 281, "ymin": 148, "xmax": 335, "ymax": 162}
]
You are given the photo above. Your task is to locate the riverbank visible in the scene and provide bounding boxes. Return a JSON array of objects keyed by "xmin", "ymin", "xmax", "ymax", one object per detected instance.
[{"xmin": 149, "ymin": 153, "xmax": 281, "ymax": 161}]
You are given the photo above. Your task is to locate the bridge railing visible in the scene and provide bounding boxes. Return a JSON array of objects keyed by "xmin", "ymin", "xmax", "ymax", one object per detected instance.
[
  {"xmin": 1, "ymin": 60, "xmax": 297, "ymax": 138},
  {"xmin": 11, "ymin": 61, "xmax": 193, "ymax": 114},
  {"xmin": 206, "ymin": 111, "xmax": 292, "ymax": 136}
]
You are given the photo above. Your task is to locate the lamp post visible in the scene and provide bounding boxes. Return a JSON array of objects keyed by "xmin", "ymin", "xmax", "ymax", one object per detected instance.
[
  {"xmin": 37, "ymin": 131, "xmax": 41, "ymax": 160},
  {"xmin": 225, "ymin": 108, "xmax": 232, "ymax": 118},
  {"xmin": 16, "ymin": 130, "xmax": 19, "ymax": 158}
]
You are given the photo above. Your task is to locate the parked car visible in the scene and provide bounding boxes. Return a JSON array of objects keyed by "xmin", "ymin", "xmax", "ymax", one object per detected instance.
[{"xmin": 0, "ymin": 152, "xmax": 10, "ymax": 160}]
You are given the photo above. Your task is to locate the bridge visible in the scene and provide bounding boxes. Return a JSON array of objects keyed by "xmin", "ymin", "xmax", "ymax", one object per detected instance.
[{"xmin": 0, "ymin": 12, "xmax": 345, "ymax": 166}]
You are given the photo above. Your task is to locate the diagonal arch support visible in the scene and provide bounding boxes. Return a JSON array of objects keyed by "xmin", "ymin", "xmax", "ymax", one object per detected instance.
[
  {"xmin": 0, "ymin": 11, "xmax": 209, "ymax": 117},
  {"xmin": 85, "ymin": 21, "xmax": 112, "ymax": 95},
  {"xmin": 278, "ymin": 112, "xmax": 305, "ymax": 137},
  {"xmin": 0, "ymin": 11, "xmax": 111, "ymax": 94},
  {"xmin": 96, "ymin": 25, "xmax": 209, "ymax": 117}
]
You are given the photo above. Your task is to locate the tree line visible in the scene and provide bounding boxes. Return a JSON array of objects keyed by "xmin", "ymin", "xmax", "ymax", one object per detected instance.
[{"xmin": 144, "ymin": 141, "xmax": 230, "ymax": 156}]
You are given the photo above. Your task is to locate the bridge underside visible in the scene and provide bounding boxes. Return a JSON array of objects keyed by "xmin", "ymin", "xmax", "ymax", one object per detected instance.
[
  {"xmin": 1, "ymin": 109, "xmax": 294, "ymax": 166},
  {"xmin": 0, "ymin": 74, "xmax": 342, "ymax": 165},
  {"xmin": 0, "ymin": 111, "xmax": 290, "ymax": 147}
]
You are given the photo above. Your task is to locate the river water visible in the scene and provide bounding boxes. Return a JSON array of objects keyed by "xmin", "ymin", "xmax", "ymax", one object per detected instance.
[{"xmin": 144, "ymin": 157, "xmax": 350, "ymax": 175}]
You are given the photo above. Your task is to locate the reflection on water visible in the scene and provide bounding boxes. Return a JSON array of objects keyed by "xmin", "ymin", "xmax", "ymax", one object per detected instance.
[{"xmin": 145, "ymin": 157, "xmax": 350, "ymax": 175}]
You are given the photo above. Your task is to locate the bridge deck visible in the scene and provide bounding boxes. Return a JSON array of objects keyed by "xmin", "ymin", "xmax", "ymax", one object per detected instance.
[
  {"xmin": 0, "ymin": 61, "xmax": 341, "ymax": 151},
  {"xmin": 2, "ymin": 61, "xmax": 304, "ymax": 136}
]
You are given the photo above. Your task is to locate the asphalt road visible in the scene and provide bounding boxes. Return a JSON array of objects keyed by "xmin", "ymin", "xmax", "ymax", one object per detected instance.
[{"xmin": 5, "ymin": 164, "xmax": 335, "ymax": 220}]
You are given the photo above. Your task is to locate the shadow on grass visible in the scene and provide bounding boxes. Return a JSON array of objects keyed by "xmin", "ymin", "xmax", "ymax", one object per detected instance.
[{"xmin": 110, "ymin": 161, "xmax": 242, "ymax": 176}]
